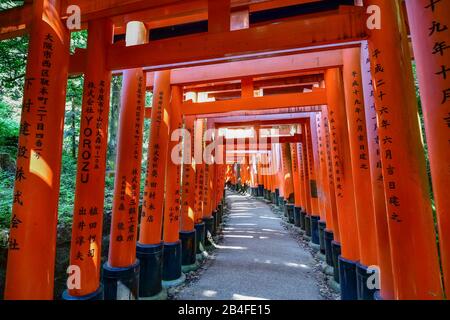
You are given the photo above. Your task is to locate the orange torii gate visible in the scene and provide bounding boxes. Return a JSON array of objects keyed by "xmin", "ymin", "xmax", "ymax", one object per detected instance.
[{"xmin": 1, "ymin": 0, "xmax": 449, "ymax": 302}]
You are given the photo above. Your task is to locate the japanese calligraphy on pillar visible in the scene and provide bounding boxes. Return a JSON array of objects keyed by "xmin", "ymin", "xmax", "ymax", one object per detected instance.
[
  {"xmin": 116, "ymin": 73, "xmax": 144, "ymax": 244},
  {"xmin": 409, "ymin": 0, "xmax": 450, "ymax": 163},
  {"xmin": 350, "ymin": 69, "xmax": 370, "ymax": 171},
  {"xmin": 316, "ymin": 114, "xmax": 326, "ymax": 204},
  {"xmin": 142, "ymin": 88, "xmax": 164, "ymax": 225},
  {"xmin": 181, "ymin": 118, "xmax": 196, "ymax": 227},
  {"xmin": 167, "ymin": 119, "xmax": 183, "ymax": 225},
  {"xmin": 322, "ymin": 110, "xmax": 336, "ymax": 194},
  {"xmin": 10, "ymin": 33, "xmax": 56, "ymax": 252},
  {"xmin": 317, "ymin": 115, "xmax": 324, "ymax": 168},
  {"xmin": 72, "ymin": 79, "xmax": 109, "ymax": 264},
  {"xmin": 364, "ymin": 43, "xmax": 383, "ymax": 183},
  {"xmin": 328, "ymin": 109, "xmax": 344, "ymax": 199},
  {"xmin": 369, "ymin": 45, "xmax": 402, "ymax": 222},
  {"xmin": 425, "ymin": 0, "xmax": 450, "ymax": 109},
  {"xmin": 291, "ymin": 143, "xmax": 299, "ymax": 174}
]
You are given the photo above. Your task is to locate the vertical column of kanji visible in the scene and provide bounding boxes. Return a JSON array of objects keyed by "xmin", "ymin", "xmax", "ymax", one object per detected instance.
[
  {"xmin": 366, "ymin": 0, "xmax": 443, "ymax": 300},
  {"xmin": 316, "ymin": 113, "xmax": 329, "ymax": 258},
  {"xmin": 135, "ymin": 70, "xmax": 171, "ymax": 300},
  {"xmin": 300, "ymin": 123, "xmax": 312, "ymax": 237},
  {"xmin": 321, "ymin": 106, "xmax": 341, "ymax": 281},
  {"xmin": 361, "ymin": 42, "xmax": 395, "ymax": 300},
  {"xmin": 211, "ymin": 126, "xmax": 220, "ymax": 235},
  {"xmin": 306, "ymin": 118, "xmax": 321, "ymax": 247},
  {"xmin": 203, "ymin": 120, "xmax": 215, "ymax": 243},
  {"xmin": 325, "ymin": 68, "xmax": 360, "ymax": 300},
  {"xmin": 342, "ymin": 47, "xmax": 379, "ymax": 300},
  {"xmin": 318, "ymin": 107, "xmax": 338, "ymax": 271},
  {"xmin": 161, "ymin": 85, "xmax": 184, "ymax": 287},
  {"xmin": 405, "ymin": 0, "xmax": 450, "ymax": 298},
  {"xmin": 4, "ymin": 0, "xmax": 70, "ymax": 300},
  {"xmin": 194, "ymin": 119, "xmax": 207, "ymax": 254},
  {"xmin": 63, "ymin": 19, "xmax": 113, "ymax": 301},
  {"xmin": 103, "ymin": 21, "xmax": 146, "ymax": 301},
  {"xmin": 296, "ymin": 141, "xmax": 307, "ymax": 230},
  {"xmin": 180, "ymin": 116, "xmax": 199, "ymax": 272}
]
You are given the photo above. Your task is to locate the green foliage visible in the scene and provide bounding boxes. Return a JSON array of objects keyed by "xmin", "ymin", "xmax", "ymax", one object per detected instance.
[
  {"xmin": 0, "ymin": 1, "xmax": 24, "ymax": 11},
  {"xmin": 412, "ymin": 62, "xmax": 435, "ymax": 211},
  {"xmin": 70, "ymin": 30, "xmax": 87, "ymax": 54},
  {"xmin": 0, "ymin": 169, "xmax": 15, "ymax": 228},
  {"xmin": 0, "ymin": 36, "xmax": 28, "ymax": 101},
  {"xmin": 55, "ymin": 154, "xmax": 76, "ymax": 225},
  {"xmin": 0, "ymin": 100, "xmax": 19, "ymax": 147}
]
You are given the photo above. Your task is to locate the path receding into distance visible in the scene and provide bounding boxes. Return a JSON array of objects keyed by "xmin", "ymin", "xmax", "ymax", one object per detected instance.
[{"xmin": 177, "ymin": 191, "xmax": 324, "ymax": 300}]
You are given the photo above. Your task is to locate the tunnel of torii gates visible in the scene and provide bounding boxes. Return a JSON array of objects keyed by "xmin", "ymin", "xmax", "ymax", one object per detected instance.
[{"xmin": 0, "ymin": 0, "xmax": 449, "ymax": 301}]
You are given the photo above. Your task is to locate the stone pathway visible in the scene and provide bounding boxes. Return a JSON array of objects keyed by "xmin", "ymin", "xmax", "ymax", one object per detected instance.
[{"xmin": 177, "ymin": 191, "xmax": 324, "ymax": 300}]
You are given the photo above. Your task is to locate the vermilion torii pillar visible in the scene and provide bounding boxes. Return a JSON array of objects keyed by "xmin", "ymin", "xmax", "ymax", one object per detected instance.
[
  {"xmin": 296, "ymin": 140, "xmax": 308, "ymax": 231},
  {"xmin": 194, "ymin": 119, "xmax": 207, "ymax": 256},
  {"xmin": 314, "ymin": 113, "xmax": 328, "ymax": 256},
  {"xmin": 214, "ymin": 146, "xmax": 225, "ymax": 225},
  {"xmin": 325, "ymin": 68, "xmax": 361, "ymax": 300},
  {"xmin": 290, "ymin": 140, "xmax": 303, "ymax": 228},
  {"xmin": 281, "ymin": 143, "xmax": 295, "ymax": 223},
  {"xmin": 300, "ymin": 123, "xmax": 312, "ymax": 238},
  {"xmin": 203, "ymin": 120, "xmax": 216, "ymax": 243},
  {"xmin": 361, "ymin": 42, "xmax": 395, "ymax": 300},
  {"xmin": 64, "ymin": 19, "xmax": 113, "ymax": 301},
  {"xmin": 161, "ymin": 85, "xmax": 185, "ymax": 287},
  {"xmin": 103, "ymin": 21, "xmax": 146, "ymax": 300},
  {"xmin": 276, "ymin": 143, "xmax": 286, "ymax": 207},
  {"xmin": 266, "ymin": 153, "xmax": 274, "ymax": 202},
  {"xmin": 256, "ymin": 158, "xmax": 263, "ymax": 196},
  {"xmin": 270, "ymin": 167, "xmax": 278, "ymax": 205},
  {"xmin": 4, "ymin": 0, "xmax": 70, "ymax": 300},
  {"xmin": 250, "ymin": 153, "xmax": 259, "ymax": 196},
  {"xmin": 180, "ymin": 116, "xmax": 199, "ymax": 272},
  {"xmin": 342, "ymin": 47, "xmax": 379, "ymax": 300},
  {"xmin": 305, "ymin": 119, "xmax": 321, "ymax": 248},
  {"xmin": 264, "ymin": 156, "xmax": 270, "ymax": 200},
  {"xmin": 136, "ymin": 69, "xmax": 171, "ymax": 299},
  {"xmin": 405, "ymin": 0, "xmax": 450, "ymax": 298},
  {"xmin": 281, "ymin": 143, "xmax": 294, "ymax": 201},
  {"xmin": 318, "ymin": 106, "xmax": 340, "ymax": 271},
  {"xmin": 366, "ymin": 0, "xmax": 444, "ymax": 300}
]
